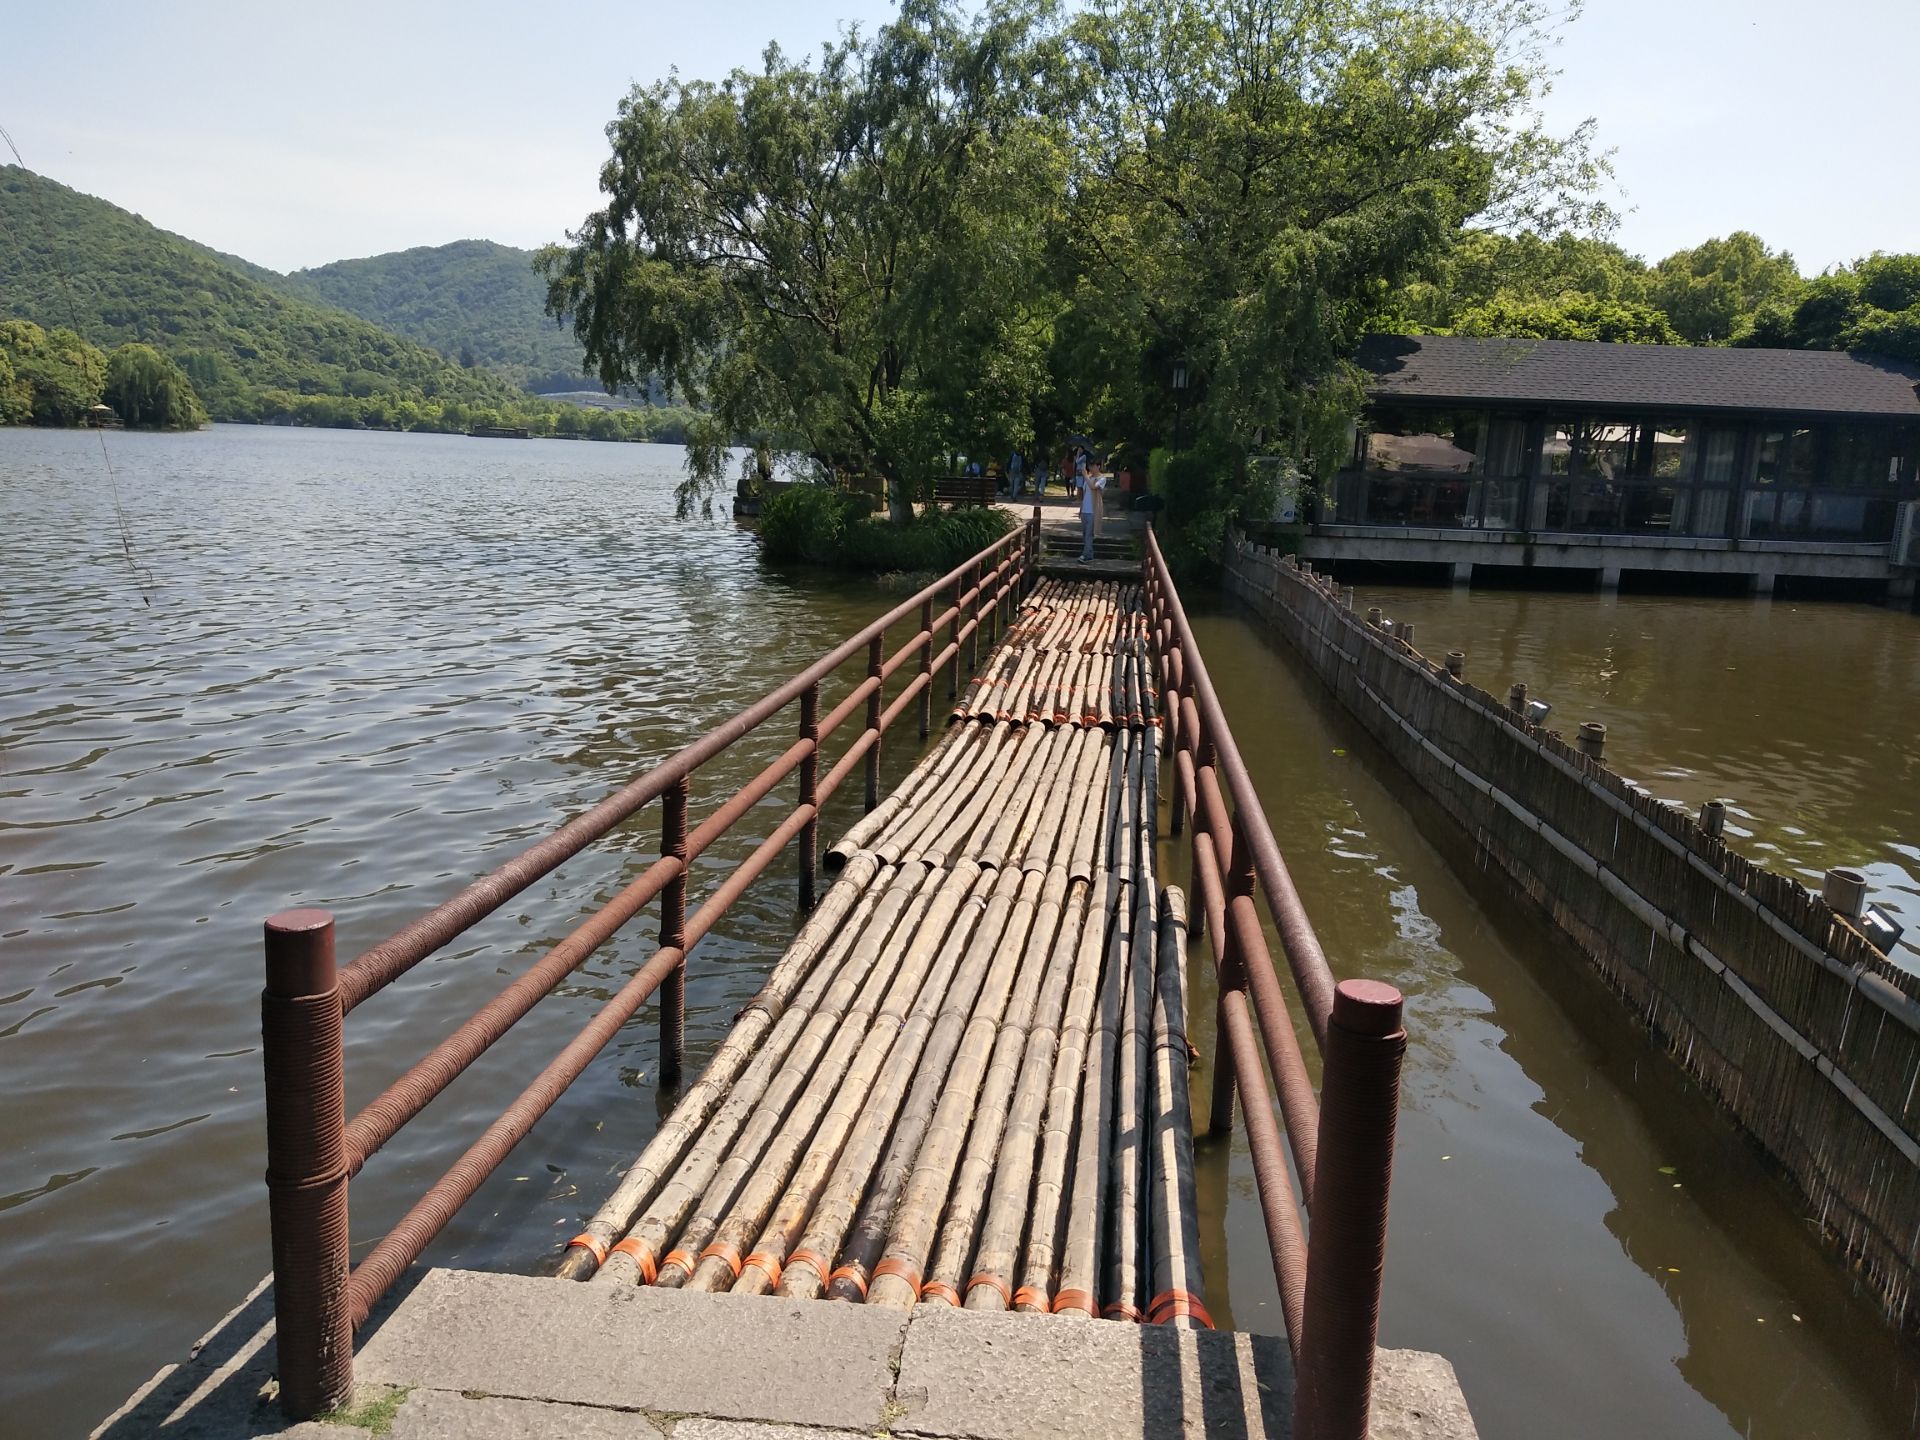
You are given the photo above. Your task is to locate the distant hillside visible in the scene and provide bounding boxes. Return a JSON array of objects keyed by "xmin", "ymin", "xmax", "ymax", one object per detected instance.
[
  {"xmin": 277, "ymin": 239, "xmax": 595, "ymax": 392},
  {"xmin": 0, "ymin": 166, "xmax": 690, "ymax": 440},
  {"xmin": 0, "ymin": 166, "xmax": 530, "ymax": 420}
]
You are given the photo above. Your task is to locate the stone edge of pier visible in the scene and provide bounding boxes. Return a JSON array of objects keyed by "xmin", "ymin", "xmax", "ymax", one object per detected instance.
[{"xmin": 94, "ymin": 1269, "xmax": 1477, "ymax": 1440}]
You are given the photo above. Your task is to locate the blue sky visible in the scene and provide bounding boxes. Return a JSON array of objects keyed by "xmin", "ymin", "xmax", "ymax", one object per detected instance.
[{"xmin": 5, "ymin": 0, "xmax": 1914, "ymax": 275}]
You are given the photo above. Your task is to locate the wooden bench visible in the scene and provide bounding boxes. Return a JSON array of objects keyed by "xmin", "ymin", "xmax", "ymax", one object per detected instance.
[{"xmin": 933, "ymin": 473, "xmax": 999, "ymax": 507}]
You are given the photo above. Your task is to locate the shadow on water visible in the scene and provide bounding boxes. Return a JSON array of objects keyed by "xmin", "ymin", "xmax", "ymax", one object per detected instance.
[{"xmin": 1173, "ymin": 592, "xmax": 1920, "ymax": 1440}]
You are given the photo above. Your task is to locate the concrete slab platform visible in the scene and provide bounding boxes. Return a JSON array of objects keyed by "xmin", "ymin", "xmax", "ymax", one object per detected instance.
[{"xmin": 99, "ymin": 1269, "xmax": 1478, "ymax": 1440}]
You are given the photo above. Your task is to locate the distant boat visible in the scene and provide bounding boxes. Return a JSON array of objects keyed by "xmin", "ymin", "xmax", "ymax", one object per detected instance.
[{"xmin": 469, "ymin": 424, "xmax": 531, "ymax": 439}]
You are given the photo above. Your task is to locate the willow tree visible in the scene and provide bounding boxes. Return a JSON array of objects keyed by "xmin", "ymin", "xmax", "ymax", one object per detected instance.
[
  {"xmin": 1057, "ymin": 0, "xmax": 1612, "ymax": 560},
  {"xmin": 543, "ymin": 0, "xmax": 1068, "ymax": 519}
]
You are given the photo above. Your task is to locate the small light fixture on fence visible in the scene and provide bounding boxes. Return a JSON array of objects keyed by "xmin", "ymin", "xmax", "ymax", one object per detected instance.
[
  {"xmin": 1862, "ymin": 904, "xmax": 1906, "ymax": 954},
  {"xmin": 1524, "ymin": 699, "xmax": 1552, "ymax": 726}
]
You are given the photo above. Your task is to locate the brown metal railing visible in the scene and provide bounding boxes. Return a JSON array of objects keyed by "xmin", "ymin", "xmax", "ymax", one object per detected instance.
[
  {"xmin": 1143, "ymin": 525, "xmax": 1406, "ymax": 1440},
  {"xmin": 260, "ymin": 520, "xmax": 1038, "ymax": 1419}
]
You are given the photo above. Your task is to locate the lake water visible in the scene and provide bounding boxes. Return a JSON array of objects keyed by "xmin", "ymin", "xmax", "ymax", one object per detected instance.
[{"xmin": 2, "ymin": 425, "xmax": 1916, "ymax": 1438}]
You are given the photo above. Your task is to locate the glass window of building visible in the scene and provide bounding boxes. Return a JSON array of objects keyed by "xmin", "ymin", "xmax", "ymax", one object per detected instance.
[
  {"xmin": 1826, "ymin": 426, "xmax": 1908, "ymax": 488},
  {"xmin": 1364, "ymin": 410, "xmax": 1486, "ymax": 473},
  {"xmin": 1697, "ymin": 429, "xmax": 1740, "ymax": 485},
  {"xmin": 1755, "ymin": 428, "xmax": 1819, "ymax": 486}
]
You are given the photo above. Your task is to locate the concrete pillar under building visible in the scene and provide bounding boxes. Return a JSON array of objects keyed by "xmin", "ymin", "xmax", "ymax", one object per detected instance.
[
  {"xmin": 1888, "ymin": 571, "xmax": 1917, "ymax": 609},
  {"xmin": 1752, "ymin": 570, "xmax": 1778, "ymax": 598},
  {"xmin": 1451, "ymin": 561, "xmax": 1473, "ymax": 587},
  {"xmin": 1598, "ymin": 566, "xmax": 1622, "ymax": 591}
]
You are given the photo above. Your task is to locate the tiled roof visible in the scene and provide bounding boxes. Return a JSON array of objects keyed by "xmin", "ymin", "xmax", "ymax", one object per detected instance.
[{"xmin": 1355, "ymin": 334, "xmax": 1920, "ymax": 420}]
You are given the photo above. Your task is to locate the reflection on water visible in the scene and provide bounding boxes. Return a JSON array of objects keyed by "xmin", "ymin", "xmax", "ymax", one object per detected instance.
[
  {"xmin": 5, "ymin": 426, "xmax": 1917, "ymax": 1439},
  {"xmin": 1177, "ymin": 604, "xmax": 1920, "ymax": 1440}
]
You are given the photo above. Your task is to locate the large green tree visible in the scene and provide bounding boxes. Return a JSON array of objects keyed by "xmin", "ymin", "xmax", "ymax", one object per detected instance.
[
  {"xmin": 1650, "ymin": 231, "xmax": 1801, "ymax": 344},
  {"xmin": 1739, "ymin": 252, "xmax": 1920, "ymax": 365},
  {"xmin": 1387, "ymin": 229, "xmax": 1650, "ymax": 332},
  {"xmin": 0, "ymin": 319, "xmax": 106, "ymax": 425},
  {"xmin": 1053, "ymin": 0, "xmax": 1611, "ymax": 558},
  {"xmin": 1451, "ymin": 293, "xmax": 1678, "ymax": 344},
  {"xmin": 543, "ymin": 0, "xmax": 1067, "ymax": 518},
  {"xmin": 104, "ymin": 342, "xmax": 208, "ymax": 429}
]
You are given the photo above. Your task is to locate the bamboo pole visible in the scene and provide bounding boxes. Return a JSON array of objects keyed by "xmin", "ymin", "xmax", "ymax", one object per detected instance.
[
  {"xmin": 1018, "ymin": 872, "xmax": 1117, "ymax": 1311},
  {"xmin": 828, "ymin": 865, "xmax": 1032, "ymax": 1302},
  {"xmin": 877, "ymin": 722, "xmax": 1012, "ymax": 865},
  {"xmin": 829, "ymin": 723, "xmax": 972, "ymax": 870},
  {"xmin": 1148, "ymin": 887, "xmax": 1208, "ymax": 1329},
  {"xmin": 1054, "ymin": 875, "xmax": 1131, "ymax": 1317},
  {"xmin": 1106, "ymin": 869, "xmax": 1157, "ymax": 1320},
  {"xmin": 964, "ymin": 875, "xmax": 1091, "ymax": 1309},
  {"xmin": 561, "ymin": 850, "xmax": 888, "ymax": 1279},
  {"xmin": 925, "ymin": 864, "xmax": 1071, "ymax": 1303},
  {"xmin": 683, "ymin": 854, "xmax": 981, "ymax": 1295},
  {"xmin": 869, "ymin": 867, "xmax": 1048, "ymax": 1307},
  {"xmin": 598, "ymin": 863, "xmax": 934, "ymax": 1286},
  {"xmin": 775, "ymin": 867, "xmax": 994, "ymax": 1300}
]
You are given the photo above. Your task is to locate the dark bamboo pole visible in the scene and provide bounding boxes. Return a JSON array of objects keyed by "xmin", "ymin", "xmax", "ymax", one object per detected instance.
[
  {"xmin": 262, "ymin": 908, "xmax": 352, "ymax": 1419},
  {"xmin": 660, "ymin": 777, "xmax": 689, "ymax": 1088}
]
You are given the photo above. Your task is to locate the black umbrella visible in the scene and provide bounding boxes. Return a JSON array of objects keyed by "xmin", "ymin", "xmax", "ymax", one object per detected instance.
[{"xmin": 1065, "ymin": 434, "xmax": 1095, "ymax": 450}]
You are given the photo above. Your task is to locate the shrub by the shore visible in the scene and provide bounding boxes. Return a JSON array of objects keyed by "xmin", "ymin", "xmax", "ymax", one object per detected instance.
[{"xmin": 758, "ymin": 485, "xmax": 1015, "ymax": 574}]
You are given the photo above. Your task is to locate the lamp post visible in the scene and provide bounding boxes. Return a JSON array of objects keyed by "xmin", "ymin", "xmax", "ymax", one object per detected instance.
[{"xmin": 1171, "ymin": 357, "xmax": 1189, "ymax": 452}]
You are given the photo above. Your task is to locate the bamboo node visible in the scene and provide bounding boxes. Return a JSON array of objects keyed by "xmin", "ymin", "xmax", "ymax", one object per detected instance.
[
  {"xmin": 873, "ymin": 1257, "xmax": 923, "ymax": 1297},
  {"xmin": 608, "ymin": 1237, "xmax": 658, "ymax": 1284},
  {"xmin": 966, "ymin": 1273, "xmax": 1013, "ymax": 1308},
  {"xmin": 742, "ymin": 1251, "xmax": 783, "ymax": 1288},
  {"xmin": 565, "ymin": 1232, "xmax": 609, "ymax": 1267},
  {"xmin": 828, "ymin": 1264, "xmax": 870, "ymax": 1299}
]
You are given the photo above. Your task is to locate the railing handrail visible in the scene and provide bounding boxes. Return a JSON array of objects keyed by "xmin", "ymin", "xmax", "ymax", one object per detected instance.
[
  {"xmin": 337, "ymin": 526, "xmax": 1028, "ymax": 1013},
  {"xmin": 1142, "ymin": 524, "xmax": 1405, "ymax": 1440},
  {"xmin": 1143, "ymin": 525, "xmax": 1338, "ymax": 1049},
  {"xmin": 261, "ymin": 519, "xmax": 1036, "ymax": 1418}
]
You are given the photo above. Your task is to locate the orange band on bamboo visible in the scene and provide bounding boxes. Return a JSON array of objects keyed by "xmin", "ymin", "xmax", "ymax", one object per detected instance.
[
  {"xmin": 872, "ymin": 1257, "xmax": 923, "ymax": 1296},
  {"xmin": 1102, "ymin": 1302, "xmax": 1144, "ymax": 1323},
  {"xmin": 742, "ymin": 1252, "xmax": 783, "ymax": 1288},
  {"xmin": 828, "ymin": 1265, "xmax": 869, "ymax": 1299},
  {"xmin": 1051, "ymin": 1288, "xmax": 1095, "ymax": 1317},
  {"xmin": 1147, "ymin": 1291, "xmax": 1215, "ymax": 1329},
  {"xmin": 1011, "ymin": 1286, "xmax": 1050, "ymax": 1312},
  {"xmin": 919, "ymin": 1281, "xmax": 961, "ymax": 1307},
  {"xmin": 663, "ymin": 1249, "xmax": 697, "ymax": 1277},
  {"xmin": 609, "ymin": 1237, "xmax": 658, "ymax": 1284},
  {"xmin": 566, "ymin": 1232, "xmax": 609, "ymax": 1265},
  {"xmin": 786, "ymin": 1248, "xmax": 832, "ymax": 1285},
  {"xmin": 700, "ymin": 1242, "xmax": 744, "ymax": 1279},
  {"xmin": 965, "ymin": 1273, "xmax": 1012, "ymax": 1308}
]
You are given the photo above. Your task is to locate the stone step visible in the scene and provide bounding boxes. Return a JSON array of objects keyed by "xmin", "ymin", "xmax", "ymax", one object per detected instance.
[{"xmin": 99, "ymin": 1269, "xmax": 1478, "ymax": 1440}]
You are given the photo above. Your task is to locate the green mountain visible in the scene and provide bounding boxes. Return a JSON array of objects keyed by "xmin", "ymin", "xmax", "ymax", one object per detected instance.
[
  {"xmin": 0, "ymin": 166, "xmax": 528, "ymax": 426},
  {"xmin": 276, "ymin": 239, "xmax": 593, "ymax": 392}
]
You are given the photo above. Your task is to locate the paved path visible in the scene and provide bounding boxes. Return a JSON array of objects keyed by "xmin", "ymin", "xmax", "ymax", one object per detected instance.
[{"xmin": 97, "ymin": 1270, "xmax": 1477, "ymax": 1439}]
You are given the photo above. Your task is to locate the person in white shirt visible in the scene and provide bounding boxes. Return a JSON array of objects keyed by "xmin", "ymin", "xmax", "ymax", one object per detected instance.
[{"xmin": 1073, "ymin": 448, "xmax": 1105, "ymax": 561}]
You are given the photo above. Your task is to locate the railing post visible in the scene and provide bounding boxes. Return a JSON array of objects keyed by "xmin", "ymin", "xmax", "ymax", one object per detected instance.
[
  {"xmin": 1295, "ymin": 979, "xmax": 1406, "ymax": 1440},
  {"xmin": 947, "ymin": 574, "xmax": 963, "ymax": 701},
  {"xmin": 262, "ymin": 908, "xmax": 352, "ymax": 1420},
  {"xmin": 865, "ymin": 631, "xmax": 884, "ymax": 812},
  {"xmin": 918, "ymin": 598, "xmax": 934, "ymax": 738},
  {"xmin": 965, "ymin": 562, "xmax": 981, "ymax": 675},
  {"xmin": 660, "ymin": 778, "xmax": 689, "ymax": 1088},
  {"xmin": 799, "ymin": 683, "xmax": 820, "ymax": 909}
]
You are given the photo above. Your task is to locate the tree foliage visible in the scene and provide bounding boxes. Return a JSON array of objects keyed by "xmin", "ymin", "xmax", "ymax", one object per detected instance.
[
  {"xmin": 1452, "ymin": 294, "xmax": 1679, "ymax": 344},
  {"xmin": 544, "ymin": 0, "xmax": 1068, "ymax": 518},
  {"xmin": 104, "ymin": 342, "xmax": 209, "ymax": 429},
  {"xmin": 1650, "ymin": 232, "xmax": 1801, "ymax": 344},
  {"xmin": 0, "ymin": 319, "xmax": 106, "ymax": 425},
  {"xmin": 1735, "ymin": 253, "xmax": 1920, "ymax": 366}
]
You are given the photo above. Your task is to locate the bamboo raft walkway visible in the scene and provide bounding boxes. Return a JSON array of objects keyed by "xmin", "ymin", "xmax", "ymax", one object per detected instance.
[{"xmin": 558, "ymin": 579, "xmax": 1211, "ymax": 1327}]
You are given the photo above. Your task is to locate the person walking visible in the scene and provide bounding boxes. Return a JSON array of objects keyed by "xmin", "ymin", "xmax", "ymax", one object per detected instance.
[
  {"xmin": 1008, "ymin": 449, "xmax": 1025, "ymax": 498},
  {"xmin": 1073, "ymin": 447, "xmax": 1105, "ymax": 562}
]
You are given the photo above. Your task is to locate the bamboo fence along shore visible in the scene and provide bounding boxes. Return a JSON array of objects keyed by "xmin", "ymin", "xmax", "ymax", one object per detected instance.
[{"xmin": 558, "ymin": 580, "xmax": 1210, "ymax": 1328}]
